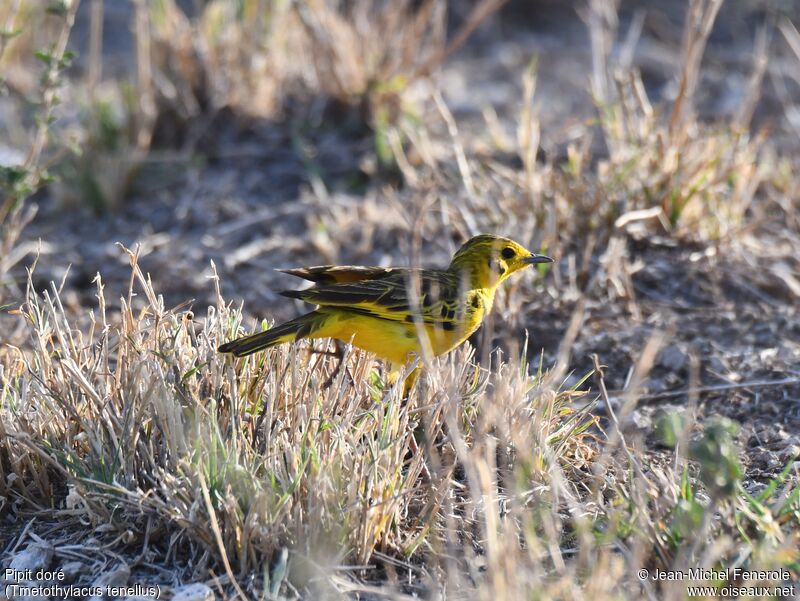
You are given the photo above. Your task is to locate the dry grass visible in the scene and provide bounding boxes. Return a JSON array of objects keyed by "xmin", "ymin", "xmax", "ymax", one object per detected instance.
[
  {"xmin": 1, "ymin": 249, "xmax": 597, "ymax": 596},
  {"xmin": 2, "ymin": 0, "xmax": 506, "ymax": 212},
  {"xmin": 1, "ymin": 249, "xmax": 797, "ymax": 597},
  {"xmin": 1, "ymin": 0, "xmax": 799, "ymax": 598},
  {"xmin": 375, "ymin": 4, "xmax": 771, "ymax": 255}
]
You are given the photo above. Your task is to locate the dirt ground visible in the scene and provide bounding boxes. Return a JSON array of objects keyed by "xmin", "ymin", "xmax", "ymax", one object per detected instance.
[
  {"xmin": 8, "ymin": 0, "xmax": 798, "ymax": 480},
  {"xmin": 2, "ymin": 0, "xmax": 800, "ymax": 596}
]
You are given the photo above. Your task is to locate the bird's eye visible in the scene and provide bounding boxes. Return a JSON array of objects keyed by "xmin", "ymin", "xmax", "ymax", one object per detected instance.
[{"xmin": 501, "ymin": 247, "xmax": 515, "ymax": 260}]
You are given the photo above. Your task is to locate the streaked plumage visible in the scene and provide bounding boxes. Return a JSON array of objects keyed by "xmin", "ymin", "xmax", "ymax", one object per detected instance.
[{"xmin": 218, "ymin": 234, "xmax": 553, "ymax": 389}]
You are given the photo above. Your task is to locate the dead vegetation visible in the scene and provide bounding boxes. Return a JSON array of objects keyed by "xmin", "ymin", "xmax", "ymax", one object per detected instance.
[{"xmin": 1, "ymin": 0, "xmax": 799, "ymax": 599}]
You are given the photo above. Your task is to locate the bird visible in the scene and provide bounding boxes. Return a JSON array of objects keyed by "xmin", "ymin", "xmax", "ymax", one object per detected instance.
[{"xmin": 218, "ymin": 234, "xmax": 553, "ymax": 393}]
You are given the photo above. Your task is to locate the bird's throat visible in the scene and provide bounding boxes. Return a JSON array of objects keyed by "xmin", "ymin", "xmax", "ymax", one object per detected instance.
[{"xmin": 477, "ymin": 288, "xmax": 495, "ymax": 316}]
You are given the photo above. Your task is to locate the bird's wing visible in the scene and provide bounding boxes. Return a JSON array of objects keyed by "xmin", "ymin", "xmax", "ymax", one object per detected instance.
[
  {"xmin": 280, "ymin": 270, "xmax": 463, "ymax": 328},
  {"xmin": 277, "ymin": 265, "xmax": 400, "ymax": 284}
]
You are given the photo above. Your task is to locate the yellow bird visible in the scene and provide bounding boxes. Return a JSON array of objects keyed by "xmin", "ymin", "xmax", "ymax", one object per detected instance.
[{"xmin": 218, "ymin": 234, "xmax": 553, "ymax": 390}]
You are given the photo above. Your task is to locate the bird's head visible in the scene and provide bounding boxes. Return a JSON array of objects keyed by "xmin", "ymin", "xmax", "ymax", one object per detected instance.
[{"xmin": 448, "ymin": 234, "xmax": 553, "ymax": 290}]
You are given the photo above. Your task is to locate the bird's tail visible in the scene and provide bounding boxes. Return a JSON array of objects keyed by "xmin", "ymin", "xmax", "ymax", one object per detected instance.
[{"xmin": 218, "ymin": 312, "xmax": 321, "ymax": 357}]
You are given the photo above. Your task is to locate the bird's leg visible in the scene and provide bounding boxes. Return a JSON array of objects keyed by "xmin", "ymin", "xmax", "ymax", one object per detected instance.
[
  {"xmin": 406, "ymin": 429, "xmax": 431, "ymax": 480},
  {"xmin": 320, "ymin": 340, "xmax": 352, "ymax": 389},
  {"xmin": 387, "ymin": 361, "xmax": 421, "ymax": 398},
  {"xmin": 401, "ymin": 366, "xmax": 421, "ymax": 398},
  {"xmin": 396, "ymin": 363, "xmax": 431, "ymax": 478}
]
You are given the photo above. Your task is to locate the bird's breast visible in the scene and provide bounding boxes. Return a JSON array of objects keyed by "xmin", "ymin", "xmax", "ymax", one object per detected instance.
[
  {"xmin": 463, "ymin": 289, "xmax": 492, "ymax": 331},
  {"xmin": 423, "ymin": 290, "xmax": 490, "ymax": 356}
]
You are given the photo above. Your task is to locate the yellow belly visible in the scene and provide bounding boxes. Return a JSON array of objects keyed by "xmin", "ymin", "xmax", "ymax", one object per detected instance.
[{"xmin": 312, "ymin": 310, "xmax": 480, "ymax": 364}]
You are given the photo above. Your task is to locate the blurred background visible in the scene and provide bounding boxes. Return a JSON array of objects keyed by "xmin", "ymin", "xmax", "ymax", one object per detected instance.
[{"xmin": 1, "ymin": 0, "xmax": 799, "ymax": 486}]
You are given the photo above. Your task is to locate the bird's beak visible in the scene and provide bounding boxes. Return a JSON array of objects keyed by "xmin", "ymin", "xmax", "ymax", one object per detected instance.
[{"xmin": 522, "ymin": 253, "xmax": 554, "ymax": 265}]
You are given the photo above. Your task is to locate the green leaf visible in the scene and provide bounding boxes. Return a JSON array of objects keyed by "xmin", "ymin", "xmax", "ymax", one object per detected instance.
[
  {"xmin": 59, "ymin": 50, "xmax": 77, "ymax": 69},
  {"xmin": 0, "ymin": 165, "xmax": 28, "ymax": 186},
  {"xmin": 182, "ymin": 361, "xmax": 210, "ymax": 383},
  {"xmin": 689, "ymin": 417, "xmax": 742, "ymax": 500},
  {"xmin": 679, "ymin": 464, "xmax": 693, "ymax": 502},
  {"xmin": 756, "ymin": 456, "xmax": 796, "ymax": 503},
  {"xmin": 34, "ymin": 50, "xmax": 54, "ymax": 66},
  {"xmin": 0, "ymin": 29, "xmax": 22, "ymax": 40},
  {"xmin": 46, "ymin": 1, "xmax": 68, "ymax": 17},
  {"xmin": 655, "ymin": 410, "xmax": 685, "ymax": 448}
]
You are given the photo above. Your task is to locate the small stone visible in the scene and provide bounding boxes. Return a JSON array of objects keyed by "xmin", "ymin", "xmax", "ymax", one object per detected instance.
[
  {"xmin": 172, "ymin": 583, "xmax": 214, "ymax": 601},
  {"xmin": 758, "ymin": 347, "xmax": 778, "ymax": 361},
  {"xmin": 659, "ymin": 345, "xmax": 687, "ymax": 372},
  {"xmin": 88, "ymin": 564, "xmax": 131, "ymax": 601},
  {"xmin": 648, "ymin": 377, "xmax": 669, "ymax": 394},
  {"xmin": 60, "ymin": 561, "xmax": 85, "ymax": 581},
  {"xmin": 93, "ymin": 564, "xmax": 130, "ymax": 588},
  {"xmin": 779, "ymin": 437, "xmax": 800, "ymax": 460},
  {"xmin": 753, "ymin": 323, "xmax": 773, "ymax": 346},
  {"xmin": 707, "ymin": 356, "xmax": 727, "ymax": 374},
  {"xmin": 8, "ymin": 543, "xmax": 54, "ymax": 576},
  {"xmin": 627, "ymin": 409, "xmax": 652, "ymax": 430},
  {"xmin": 782, "ymin": 445, "xmax": 800, "ymax": 460}
]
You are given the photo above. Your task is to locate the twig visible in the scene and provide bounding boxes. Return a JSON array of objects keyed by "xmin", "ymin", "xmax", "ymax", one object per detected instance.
[
  {"xmin": 21, "ymin": 2, "xmax": 79, "ymax": 174},
  {"xmin": 0, "ymin": 0, "xmax": 80, "ymax": 223},
  {"xmin": 198, "ymin": 469, "xmax": 250, "ymax": 601},
  {"xmin": 412, "ymin": 0, "xmax": 508, "ymax": 81},
  {"xmin": 610, "ymin": 377, "xmax": 800, "ymax": 403},
  {"xmin": 668, "ymin": 0, "xmax": 724, "ymax": 136},
  {"xmin": 0, "ymin": 0, "xmax": 22, "ymax": 64}
]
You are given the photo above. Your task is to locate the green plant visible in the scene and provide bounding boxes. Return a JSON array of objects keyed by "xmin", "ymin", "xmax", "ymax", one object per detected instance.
[{"xmin": 0, "ymin": 0, "xmax": 79, "ymax": 302}]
